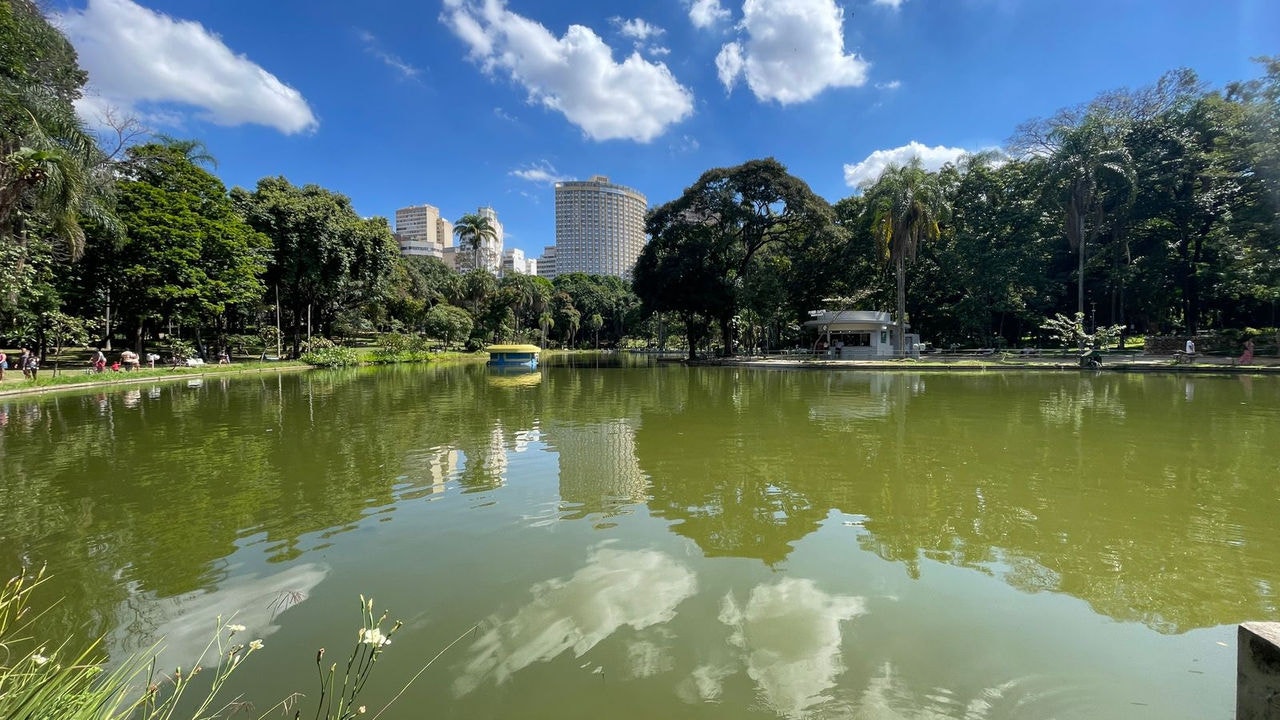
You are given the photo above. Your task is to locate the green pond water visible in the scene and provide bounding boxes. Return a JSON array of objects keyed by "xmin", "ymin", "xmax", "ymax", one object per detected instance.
[{"xmin": 2, "ymin": 358, "xmax": 1278, "ymax": 719}]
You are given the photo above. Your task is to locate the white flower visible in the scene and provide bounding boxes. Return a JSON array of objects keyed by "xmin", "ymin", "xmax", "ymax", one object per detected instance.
[
  {"xmin": 358, "ymin": 627, "xmax": 390, "ymax": 647},
  {"xmin": 32, "ymin": 653, "xmax": 50, "ymax": 665},
  {"xmin": 248, "ymin": 639, "xmax": 264, "ymax": 651},
  {"xmin": 227, "ymin": 624, "xmax": 246, "ymax": 634}
]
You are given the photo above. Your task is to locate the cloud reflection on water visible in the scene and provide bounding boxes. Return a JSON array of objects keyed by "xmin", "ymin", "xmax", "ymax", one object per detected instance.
[
  {"xmin": 454, "ymin": 545, "xmax": 696, "ymax": 695},
  {"xmin": 108, "ymin": 562, "xmax": 328, "ymax": 676},
  {"xmin": 714, "ymin": 578, "xmax": 865, "ymax": 718}
]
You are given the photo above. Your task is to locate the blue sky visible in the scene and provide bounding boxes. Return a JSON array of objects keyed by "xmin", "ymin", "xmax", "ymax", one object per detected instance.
[{"xmin": 51, "ymin": 0, "xmax": 1278, "ymax": 259}]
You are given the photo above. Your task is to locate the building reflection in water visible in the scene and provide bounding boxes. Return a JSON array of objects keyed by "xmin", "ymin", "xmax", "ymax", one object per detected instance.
[{"xmin": 546, "ymin": 417, "xmax": 647, "ymax": 521}]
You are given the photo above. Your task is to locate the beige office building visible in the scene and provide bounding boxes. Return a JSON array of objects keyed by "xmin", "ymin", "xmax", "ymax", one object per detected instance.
[
  {"xmin": 553, "ymin": 176, "xmax": 647, "ymax": 279},
  {"xmin": 395, "ymin": 204, "xmax": 449, "ymax": 258}
]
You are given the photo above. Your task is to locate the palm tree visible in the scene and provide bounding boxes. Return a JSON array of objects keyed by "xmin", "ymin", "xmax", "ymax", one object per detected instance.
[
  {"xmin": 0, "ymin": 0, "xmax": 115, "ymax": 262},
  {"xmin": 452, "ymin": 213, "xmax": 497, "ymax": 272},
  {"xmin": 538, "ymin": 310, "xmax": 554, "ymax": 348},
  {"xmin": 0, "ymin": 91, "xmax": 113, "ymax": 261},
  {"xmin": 1048, "ymin": 115, "xmax": 1134, "ymax": 319},
  {"xmin": 863, "ymin": 158, "xmax": 950, "ymax": 356}
]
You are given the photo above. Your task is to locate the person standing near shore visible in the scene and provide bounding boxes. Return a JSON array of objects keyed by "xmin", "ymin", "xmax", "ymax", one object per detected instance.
[
  {"xmin": 18, "ymin": 349, "xmax": 30, "ymax": 379},
  {"xmin": 1240, "ymin": 337, "xmax": 1255, "ymax": 366},
  {"xmin": 0, "ymin": 350, "xmax": 6, "ymax": 381},
  {"xmin": 23, "ymin": 351, "xmax": 38, "ymax": 381}
]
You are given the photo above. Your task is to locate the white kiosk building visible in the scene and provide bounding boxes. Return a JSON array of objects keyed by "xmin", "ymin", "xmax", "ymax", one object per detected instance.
[{"xmin": 802, "ymin": 310, "xmax": 921, "ymax": 358}]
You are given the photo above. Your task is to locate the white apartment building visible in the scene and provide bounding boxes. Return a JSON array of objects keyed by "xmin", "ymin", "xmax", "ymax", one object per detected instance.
[
  {"xmin": 537, "ymin": 245, "xmax": 557, "ymax": 280},
  {"xmin": 500, "ymin": 248, "xmax": 538, "ymax": 277},
  {"xmin": 552, "ymin": 175, "xmax": 647, "ymax": 279}
]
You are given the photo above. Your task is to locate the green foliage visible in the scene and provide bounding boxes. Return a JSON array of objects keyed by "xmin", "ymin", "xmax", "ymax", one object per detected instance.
[
  {"xmin": 233, "ymin": 177, "xmax": 398, "ymax": 356},
  {"xmin": 423, "ymin": 304, "xmax": 474, "ymax": 347},
  {"xmin": 301, "ymin": 338, "xmax": 360, "ymax": 368},
  {"xmin": 370, "ymin": 332, "xmax": 433, "ymax": 363},
  {"xmin": 0, "ymin": 0, "xmax": 112, "ymax": 272},
  {"xmin": 452, "ymin": 213, "xmax": 498, "ymax": 272},
  {"xmin": 636, "ymin": 158, "xmax": 836, "ymax": 356},
  {"xmin": 863, "ymin": 156, "xmax": 951, "ymax": 354},
  {"xmin": 87, "ymin": 141, "xmax": 269, "ymax": 349}
]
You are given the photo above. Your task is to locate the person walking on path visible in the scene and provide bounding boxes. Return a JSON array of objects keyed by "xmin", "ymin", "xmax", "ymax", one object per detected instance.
[
  {"xmin": 0, "ymin": 350, "xmax": 6, "ymax": 381},
  {"xmin": 18, "ymin": 349, "xmax": 30, "ymax": 379},
  {"xmin": 1240, "ymin": 338, "xmax": 1255, "ymax": 366}
]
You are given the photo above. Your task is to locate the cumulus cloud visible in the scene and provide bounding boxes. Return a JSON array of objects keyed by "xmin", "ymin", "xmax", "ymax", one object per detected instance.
[
  {"xmin": 57, "ymin": 0, "xmax": 317, "ymax": 134},
  {"xmin": 453, "ymin": 546, "xmax": 696, "ymax": 694},
  {"xmin": 689, "ymin": 0, "xmax": 732, "ymax": 29},
  {"xmin": 714, "ymin": 0, "xmax": 869, "ymax": 104},
  {"xmin": 441, "ymin": 0, "xmax": 693, "ymax": 142},
  {"xmin": 509, "ymin": 161, "xmax": 568, "ymax": 185},
  {"xmin": 843, "ymin": 141, "xmax": 973, "ymax": 188},
  {"xmin": 613, "ymin": 17, "xmax": 664, "ymax": 42},
  {"xmin": 611, "ymin": 17, "xmax": 669, "ymax": 56}
]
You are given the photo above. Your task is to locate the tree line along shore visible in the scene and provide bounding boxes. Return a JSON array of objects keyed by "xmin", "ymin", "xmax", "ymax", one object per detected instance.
[{"xmin": 3, "ymin": 3, "xmax": 1277, "ymax": 368}]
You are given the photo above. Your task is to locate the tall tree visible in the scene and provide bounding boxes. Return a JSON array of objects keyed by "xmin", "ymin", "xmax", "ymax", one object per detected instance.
[
  {"xmin": 1042, "ymin": 115, "xmax": 1136, "ymax": 320},
  {"xmin": 0, "ymin": 0, "xmax": 114, "ymax": 311},
  {"xmin": 641, "ymin": 158, "xmax": 835, "ymax": 355},
  {"xmin": 233, "ymin": 177, "xmax": 398, "ymax": 354},
  {"xmin": 95, "ymin": 141, "xmax": 268, "ymax": 351},
  {"xmin": 862, "ymin": 157, "xmax": 951, "ymax": 355}
]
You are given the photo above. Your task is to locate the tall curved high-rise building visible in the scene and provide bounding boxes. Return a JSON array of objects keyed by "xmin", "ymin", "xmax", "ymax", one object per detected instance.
[{"xmin": 552, "ymin": 175, "xmax": 647, "ymax": 279}]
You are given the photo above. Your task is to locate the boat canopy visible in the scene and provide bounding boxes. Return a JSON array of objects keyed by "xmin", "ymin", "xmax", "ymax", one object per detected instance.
[{"xmin": 485, "ymin": 344, "xmax": 541, "ymax": 354}]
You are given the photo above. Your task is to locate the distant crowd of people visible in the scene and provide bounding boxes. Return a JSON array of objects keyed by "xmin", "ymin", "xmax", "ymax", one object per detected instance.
[
  {"xmin": 0, "ymin": 346, "xmax": 230, "ymax": 384},
  {"xmin": 0, "ymin": 349, "xmax": 42, "ymax": 381}
]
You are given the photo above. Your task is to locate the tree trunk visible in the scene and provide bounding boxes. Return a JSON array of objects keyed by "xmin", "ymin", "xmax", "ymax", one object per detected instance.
[{"xmin": 895, "ymin": 255, "xmax": 907, "ymax": 357}]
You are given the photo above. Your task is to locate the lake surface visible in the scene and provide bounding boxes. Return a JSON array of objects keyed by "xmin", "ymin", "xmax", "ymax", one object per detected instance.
[{"xmin": 2, "ymin": 359, "xmax": 1277, "ymax": 719}]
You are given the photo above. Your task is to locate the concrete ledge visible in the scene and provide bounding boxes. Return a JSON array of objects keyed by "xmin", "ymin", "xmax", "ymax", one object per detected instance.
[{"xmin": 1238, "ymin": 622, "xmax": 1280, "ymax": 719}]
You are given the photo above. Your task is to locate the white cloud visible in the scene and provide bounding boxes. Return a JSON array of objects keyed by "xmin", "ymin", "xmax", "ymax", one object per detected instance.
[
  {"xmin": 611, "ymin": 17, "xmax": 670, "ymax": 56},
  {"xmin": 509, "ymin": 161, "xmax": 567, "ymax": 184},
  {"xmin": 441, "ymin": 0, "xmax": 693, "ymax": 143},
  {"xmin": 875, "ymin": 79, "xmax": 901, "ymax": 91},
  {"xmin": 715, "ymin": 0, "xmax": 870, "ymax": 104},
  {"xmin": 715, "ymin": 42, "xmax": 746, "ymax": 91},
  {"xmin": 57, "ymin": 0, "xmax": 317, "ymax": 134},
  {"xmin": 358, "ymin": 29, "xmax": 422, "ymax": 81},
  {"xmin": 843, "ymin": 141, "xmax": 973, "ymax": 188},
  {"xmin": 454, "ymin": 546, "xmax": 696, "ymax": 694},
  {"xmin": 613, "ymin": 17, "xmax": 664, "ymax": 42},
  {"xmin": 688, "ymin": 0, "xmax": 732, "ymax": 29},
  {"xmin": 873, "ymin": 0, "xmax": 906, "ymax": 8}
]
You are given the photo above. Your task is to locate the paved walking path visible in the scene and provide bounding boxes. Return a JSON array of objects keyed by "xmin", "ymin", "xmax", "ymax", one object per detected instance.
[{"xmin": 702, "ymin": 353, "xmax": 1280, "ymax": 373}]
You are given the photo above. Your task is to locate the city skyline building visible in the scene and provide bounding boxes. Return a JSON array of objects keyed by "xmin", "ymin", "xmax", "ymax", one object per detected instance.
[
  {"xmin": 394, "ymin": 203, "xmax": 446, "ymax": 258},
  {"xmin": 501, "ymin": 248, "xmax": 537, "ymax": 276},
  {"xmin": 536, "ymin": 245, "xmax": 556, "ymax": 280},
  {"xmin": 552, "ymin": 175, "xmax": 647, "ymax": 279}
]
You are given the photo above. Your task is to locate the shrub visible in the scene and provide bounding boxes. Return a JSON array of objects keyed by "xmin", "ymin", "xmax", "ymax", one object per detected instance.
[{"xmin": 301, "ymin": 339, "xmax": 361, "ymax": 368}]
